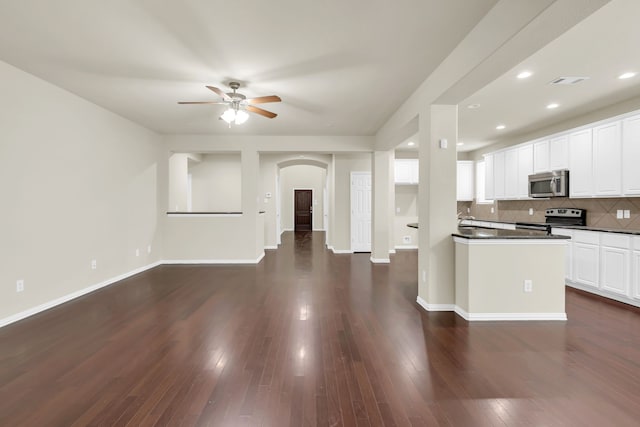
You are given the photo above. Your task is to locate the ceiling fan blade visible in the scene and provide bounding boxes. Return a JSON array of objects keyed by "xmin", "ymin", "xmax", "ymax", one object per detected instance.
[
  {"xmin": 246, "ymin": 95, "xmax": 282, "ymax": 104},
  {"xmin": 246, "ymin": 105, "xmax": 277, "ymax": 119},
  {"xmin": 178, "ymin": 101, "xmax": 227, "ymax": 105},
  {"xmin": 206, "ymin": 85, "xmax": 231, "ymax": 101}
]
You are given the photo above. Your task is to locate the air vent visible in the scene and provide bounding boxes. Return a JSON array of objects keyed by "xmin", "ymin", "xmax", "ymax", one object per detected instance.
[{"xmin": 549, "ymin": 76, "xmax": 590, "ymax": 85}]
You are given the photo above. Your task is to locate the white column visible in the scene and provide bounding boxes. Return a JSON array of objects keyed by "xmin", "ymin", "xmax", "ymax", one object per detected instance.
[
  {"xmin": 242, "ymin": 149, "xmax": 263, "ymax": 259},
  {"xmin": 371, "ymin": 150, "xmax": 393, "ymax": 263},
  {"xmin": 417, "ymin": 105, "xmax": 458, "ymax": 309}
]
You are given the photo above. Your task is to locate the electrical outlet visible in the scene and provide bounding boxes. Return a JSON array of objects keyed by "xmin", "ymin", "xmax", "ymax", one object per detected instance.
[
  {"xmin": 617, "ymin": 209, "xmax": 623, "ymax": 219},
  {"xmin": 135, "ymin": 248, "xmax": 140, "ymax": 257},
  {"xmin": 624, "ymin": 210, "xmax": 630, "ymax": 219},
  {"xmin": 491, "ymin": 207, "xmax": 495, "ymax": 214},
  {"xmin": 529, "ymin": 208, "xmax": 534, "ymax": 216},
  {"xmin": 396, "ymin": 207, "xmax": 400, "ymax": 213},
  {"xmin": 467, "ymin": 207, "xmax": 471, "ymax": 213},
  {"xmin": 422, "ymin": 270, "xmax": 427, "ymax": 283},
  {"xmin": 91, "ymin": 259, "xmax": 97, "ymax": 270},
  {"xmin": 16, "ymin": 279, "xmax": 24, "ymax": 293},
  {"xmin": 147, "ymin": 245, "xmax": 152, "ymax": 254},
  {"xmin": 403, "ymin": 236, "xmax": 411, "ymax": 244},
  {"xmin": 524, "ymin": 279, "xmax": 533, "ymax": 293}
]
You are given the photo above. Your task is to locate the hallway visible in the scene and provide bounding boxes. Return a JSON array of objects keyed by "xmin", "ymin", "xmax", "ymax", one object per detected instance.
[{"xmin": 1, "ymin": 231, "xmax": 640, "ymax": 426}]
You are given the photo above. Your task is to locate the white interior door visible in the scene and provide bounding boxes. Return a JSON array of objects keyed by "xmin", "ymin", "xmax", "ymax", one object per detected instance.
[{"xmin": 351, "ymin": 172, "xmax": 371, "ymax": 252}]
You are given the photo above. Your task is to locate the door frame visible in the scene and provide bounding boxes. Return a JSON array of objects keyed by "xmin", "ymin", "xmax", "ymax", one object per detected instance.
[
  {"xmin": 350, "ymin": 171, "xmax": 372, "ymax": 252},
  {"xmin": 293, "ymin": 188, "xmax": 314, "ymax": 231}
]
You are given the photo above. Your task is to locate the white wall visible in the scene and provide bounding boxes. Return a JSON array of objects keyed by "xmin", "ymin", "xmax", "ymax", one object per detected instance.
[
  {"xmin": 280, "ymin": 165, "xmax": 325, "ymax": 231},
  {"xmin": 394, "ymin": 185, "xmax": 419, "ymax": 248},
  {"xmin": 0, "ymin": 60, "xmax": 164, "ymax": 323},
  {"xmin": 189, "ymin": 153, "xmax": 241, "ymax": 212}
]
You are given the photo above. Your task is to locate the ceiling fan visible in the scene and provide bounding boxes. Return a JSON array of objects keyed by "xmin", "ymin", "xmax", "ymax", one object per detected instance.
[{"xmin": 178, "ymin": 82, "xmax": 281, "ymax": 125}]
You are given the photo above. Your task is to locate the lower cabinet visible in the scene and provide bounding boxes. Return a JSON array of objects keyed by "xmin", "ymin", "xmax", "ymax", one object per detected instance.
[
  {"xmin": 572, "ymin": 231, "xmax": 600, "ymax": 289},
  {"xmin": 600, "ymin": 234, "xmax": 630, "ymax": 296},
  {"xmin": 553, "ymin": 228, "xmax": 640, "ymax": 307}
]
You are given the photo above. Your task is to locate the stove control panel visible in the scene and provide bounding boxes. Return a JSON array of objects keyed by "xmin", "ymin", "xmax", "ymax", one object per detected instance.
[{"xmin": 546, "ymin": 208, "xmax": 584, "ymax": 217}]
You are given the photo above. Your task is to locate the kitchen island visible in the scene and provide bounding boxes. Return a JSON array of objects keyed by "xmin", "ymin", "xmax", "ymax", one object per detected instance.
[{"xmin": 453, "ymin": 226, "xmax": 569, "ymax": 321}]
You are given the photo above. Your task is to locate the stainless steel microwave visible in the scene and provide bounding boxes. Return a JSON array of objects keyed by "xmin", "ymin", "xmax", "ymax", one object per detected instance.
[{"xmin": 528, "ymin": 170, "xmax": 569, "ymax": 198}]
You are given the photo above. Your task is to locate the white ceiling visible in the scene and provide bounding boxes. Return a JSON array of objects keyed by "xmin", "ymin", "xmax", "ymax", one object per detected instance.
[
  {"xmin": 0, "ymin": 0, "xmax": 497, "ymax": 136},
  {"xmin": 458, "ymin": 0, "xmax": 640, "ymax": 152}
]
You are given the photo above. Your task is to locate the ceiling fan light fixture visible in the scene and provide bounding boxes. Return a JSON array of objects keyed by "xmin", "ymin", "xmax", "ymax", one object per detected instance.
[
  {"xmin": 235, "ymin": 109, "xmax": 249, "ymax": 124},
  {"xmin": 220, "ymin": 108, "xmax": 236, "ymax": 124}
]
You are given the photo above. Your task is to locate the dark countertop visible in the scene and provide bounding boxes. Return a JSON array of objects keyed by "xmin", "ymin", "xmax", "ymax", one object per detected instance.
[
  {"xmin": 468, "ymin": 218, "xmax": 640, "ymax": 236},
  {"xmin": 407, "ymin": 223, "xmax": 418, "ymax": 229},
  {"xmin": 453, "ymin": 226, "xmax": 568, "ymax": 240}
]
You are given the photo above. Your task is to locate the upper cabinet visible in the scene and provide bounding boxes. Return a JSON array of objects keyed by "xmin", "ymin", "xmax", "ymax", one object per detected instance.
[
  {"xmin": 623, "ymin": 114, "xmax": 640, "ymax": 195},
  {"xmin": 549, "ymin": 135, "xmax": 569, "ymax": 170},
  {"xmin": 533, "ymin": 140, "xmax": 550, "ymax": 173},
  {"xmin": 517, "ymin": 144, "xmax": 533, "ymax": 198},
  {"xmin": 568, "ymin": 129, "xmax": 593, "ymax": 198},
  {"xmin": 493, "ymin": 151, "xmax": 506, "ymax": 200},
  {"xmin": 504, "ymin": 149, "xmax": 519, "ymax": 199},
  {"xmin": 593, "ymin": 122, "xmax": 622, "ymax": 196},
  {"xmin": 484, "ymin": 153, "xmax": 495, "ymax": 200},
  {"xmin": 456, "ymin": 161, "xmax": 474, "ymax": 201},
  {"xmin": 395, "ymin": 159, "xmax": 418, "ymax": 184}
]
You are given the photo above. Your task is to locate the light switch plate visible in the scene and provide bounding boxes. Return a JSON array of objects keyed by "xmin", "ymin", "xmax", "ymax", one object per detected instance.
[
  {"xmin": 439, "ymin": 139, "xmax": 448, "ymax": 149},
  {"xmin": 617, "ymin": 209, "xmax": 623, "ymax": 219},
  {"xmin": 265, "ymin": 192, "xmax": 272, "ymax": 198},
  {"xmin": 624, "ymin": 210, "xmax": 630, "ymax": 219},
  {"xmin": 529, "ymin": 208, "xmax": 533, "ymax": 216}
]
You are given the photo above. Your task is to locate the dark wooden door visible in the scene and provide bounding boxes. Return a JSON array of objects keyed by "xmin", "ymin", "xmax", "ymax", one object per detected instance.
[{"xmin": 294, "ymin": 190, "xmax": 313, "ymax": 231}]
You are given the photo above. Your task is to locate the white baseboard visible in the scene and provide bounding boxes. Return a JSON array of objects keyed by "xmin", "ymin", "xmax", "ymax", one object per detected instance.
[
  {"xmin": 313, "ymin": 228, "xmax": 326, "ymax": 231},
  {"xmin": 395, "ymin": 245, "xmax": 418, "ymax": 250},
  {"xmin": 0, "ymin": 261, "xmax": 162, "ymax": 329},
  {"xmin": 163, "ymin": 252, "xmax": 265, "ymax": 265},
  {"xmin": 454, "ymin": 306, "xmax": 567, "ymax": 321},
  {"xmin": 388, "ymin": 249, "xmax": 396, "ymax": 254},
  {"xmin": 331, "ymin": 248, "xmax": 353, "ymax": 254},
  {"xmin": 370, "ymin": 257, "xmax": 390, "ymax": 264},
  {"xmin": 566, "ymin": 281, "xmax": 640, "ymax": 308},
  {"xmin": 264, "ymin": 245, "xmax": 278, "ymax": 250},
  {"xmin": 282, "ymin": 228, "xmax": 294, "ymax": 232},
  {"xmin": 416, "ymin": 296, "xmax": 455, "ymax": 312}
]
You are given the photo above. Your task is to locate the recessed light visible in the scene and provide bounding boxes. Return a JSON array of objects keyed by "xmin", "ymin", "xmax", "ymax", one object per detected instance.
[
  {"xmin": 546, "ymin": 103, "xmax": 559, "ymax": 109},
  {"xmin": 517, "ymin": 71, "xmax": 533, "ymax": 79},
  {"xmin": 467, "ymin": 103, "xmax": 481, "ymax": 109},
  {"xmin": 496, "ymin": 124, "xmax": 506, "ymax": 130},
  {"xmin": 407, "ymin": 141, "xmax": 415, "ymax": 146},
  {"xmin": 619, "ymin": 72, "xmax": 636, "ymax": 79},
  {"xmin": 456, "ymin": 142, "xmax": 464, "ymax": 146}
]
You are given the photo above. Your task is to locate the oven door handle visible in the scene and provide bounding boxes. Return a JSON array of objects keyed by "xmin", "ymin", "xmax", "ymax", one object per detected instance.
[{"xmin": 549, "ymin": 177, "xmax": 557, "ymax": 194}]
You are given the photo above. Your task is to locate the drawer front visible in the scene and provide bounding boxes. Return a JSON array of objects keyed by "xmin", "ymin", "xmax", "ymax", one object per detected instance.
[
  {"xmin": 573, "ymin": 230, "xmax": 600, "ymax": 245},
  {"xmin": 601, "ymin": 233, "xmax": 630, "ymax": 249}
]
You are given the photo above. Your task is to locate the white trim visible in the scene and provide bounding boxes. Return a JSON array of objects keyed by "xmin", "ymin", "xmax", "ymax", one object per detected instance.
[
  {"xmin": 395, "ymin": 245, "xmax": 418, "ymax": 250},
  {"xmin": 416, "ymin": 296, "xmax": 455, "ymax": 312},
  {"xmin": 566, "ymin": 281, "xmax": 640, "ymax": 308},
  {"xmin": 264, "ymin": 245, "xmax": 278, "ymax": 250},
  {"xmin": 282, "ymin": 228, "xmax": 294, "ymax": 232},
  {"xmin": 370, "ymin": 257, "xmax": 390, "ymax": 264},
  {"xmin": 167, "ymin": 213, "xmax": 242, "ymax": 218},
  {"xmin": 164, "ymin": 252, "xmax": 265, "ymax": 265},
  {"xmin": 331, "ymin": 248, "xmax": 353, "ymax": 254},
  {"xmin": 0, "ymin": 261, "xmax": 162, "ymax": 329},
  {"xmin": 388, "ymin": 249, "xmax": 396, "ymax": 254},
  {"xmin": 453, "ymin": 237, "xmax": 568, "ymax": 246},
  {"xmin": 454, "ymin": 306, "xmax": 567, "ymax": 321},
  {"xmin": 312, "ymin": 228, "xmax": 325, "ymax": 231}
]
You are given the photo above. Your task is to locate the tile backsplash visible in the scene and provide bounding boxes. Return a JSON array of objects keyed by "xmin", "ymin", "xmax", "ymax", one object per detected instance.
[{"xmin": 458, "ymin": 197, "xmax": 640, "ymax": 230}]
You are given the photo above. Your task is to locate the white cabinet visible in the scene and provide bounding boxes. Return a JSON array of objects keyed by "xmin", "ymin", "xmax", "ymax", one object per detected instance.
[
  {"xmin": 484, "ymin": 153, "xmax": 495, "ymax": 200},
  {"xmin": 552, "ymin": 228, "xmax": 573, "ymax": 281},
  {"xmin": 456, "ymin": 161, "xmax": 474, "ymax": 201},
  {"xmin": 517, "ymin": 144, "xmax": 533, "ymax": 198},
  {"xmin": 394, "ymin": 159, "xmax": 418, "ymax": 184},
  {"xmin": 632, "ymin": 237, "xmax": 640, "ymax": 300},
  {"xmin": 623, "ymin": 115, "xmax": 640, "ymax": 195},
  {"xmin": 572, "ymin": 230, "xmax": 599, "ymax": 288},
  {"xmin": 569, "ymin": 129, "xmax": 593, "ymax": 197},
  {"xmin": 549, "ymin": 136, "xmax": 569, "ymax": 170},
  {"xmin": 493, "ymin": 151, "xmax": 505, "ymax": 200},
  {"xmin": 600, "ymin": 233, "xmax": 630, "ymax": 296},
  {"xmin": 593, "ymin": 121, "xmax": 622, "ymax": 196},
  {"xmin": 533, "ymin": 140, "xmax": 550, "ymax": 173},
  {"xmin": 504, "ymin": 149, "xmax": 518, "ymax": 199}
]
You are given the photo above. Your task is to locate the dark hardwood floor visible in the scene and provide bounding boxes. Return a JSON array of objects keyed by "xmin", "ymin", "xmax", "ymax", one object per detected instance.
[{"xmin": 1, "ymin": 231, "xmax": 640, "ymax": 426}]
